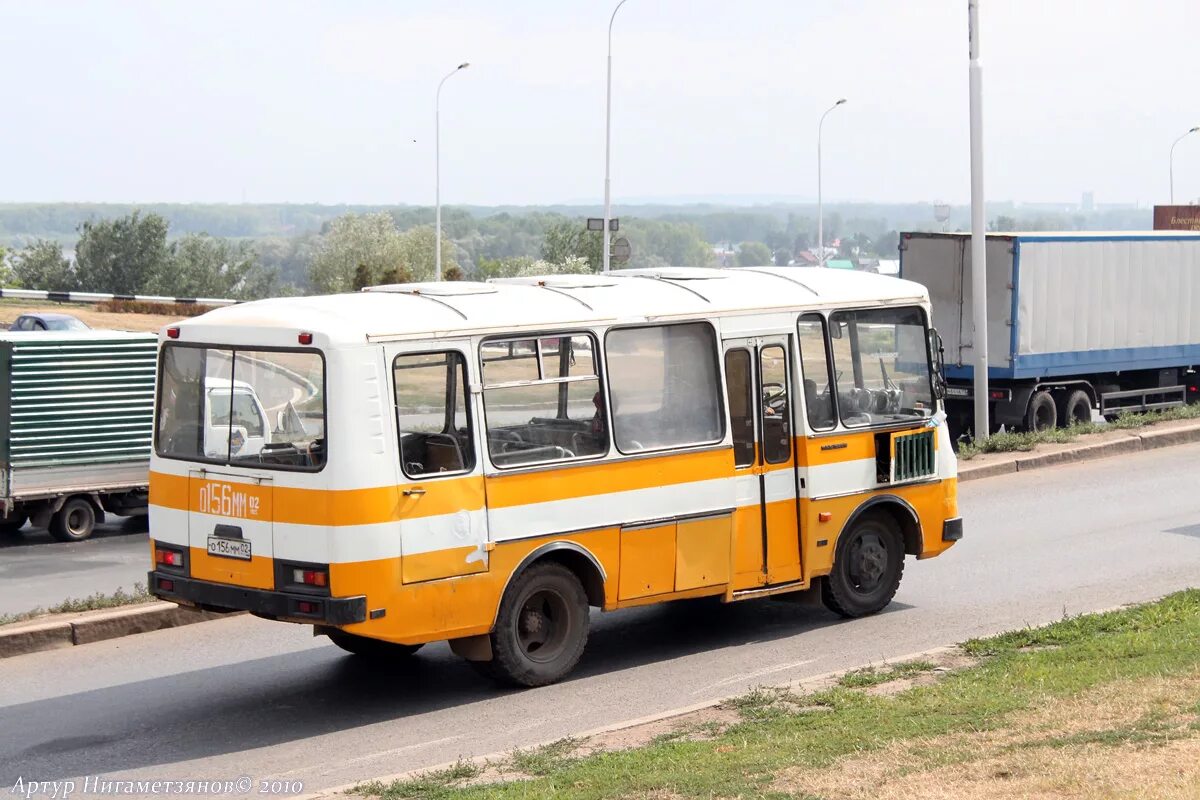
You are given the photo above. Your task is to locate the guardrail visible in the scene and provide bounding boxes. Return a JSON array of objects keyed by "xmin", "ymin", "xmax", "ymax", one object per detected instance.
[{"xmin": 0, "ymin": 289, "xmax": 239, "ymax": 306}]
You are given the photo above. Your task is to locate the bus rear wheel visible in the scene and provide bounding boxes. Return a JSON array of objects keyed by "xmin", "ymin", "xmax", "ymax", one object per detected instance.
[
  {"xmin": 480, "ymin": 562, "xmax": 589, "ymax": 688},
  {"xmin": 822, "ymin": 512, "xmax": 904, "ymax": 618},
  {"xmin": 326, "ymin": 629, "xmax": 423, "ymax": 659}
]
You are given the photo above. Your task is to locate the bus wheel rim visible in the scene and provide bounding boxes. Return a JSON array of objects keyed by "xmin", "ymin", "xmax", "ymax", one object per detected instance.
[
  {"xmin": 517, "ymin": 589, "xmax": 570, "ymax": 663},
  {"xmin": 848, "ymin": 532, "xmax": 887, "ymax": 592}
]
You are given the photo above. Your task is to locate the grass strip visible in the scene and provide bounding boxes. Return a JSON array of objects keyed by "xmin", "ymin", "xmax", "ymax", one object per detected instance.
[
  {"xmin": 357, "ymin": 589, "xmax": 1200, "ymax": 800},
  {"xmin": 957, "ymin": 403, "xmax": 1200, "ymax": 460},
  {"xmin": 0, "ymin": 582, "xmax": 153, "ymax": 626}
]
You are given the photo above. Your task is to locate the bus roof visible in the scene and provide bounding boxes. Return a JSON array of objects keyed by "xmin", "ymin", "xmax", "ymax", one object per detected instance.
[{"xmin": 174, "ymin": 267, "xmax": 930, "ymax": 345}]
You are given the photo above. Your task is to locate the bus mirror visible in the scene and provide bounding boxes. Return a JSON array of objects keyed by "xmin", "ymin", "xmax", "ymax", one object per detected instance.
[{"xmin": 929, "ymin": 328, "xmax": 947, "ymax": 400}]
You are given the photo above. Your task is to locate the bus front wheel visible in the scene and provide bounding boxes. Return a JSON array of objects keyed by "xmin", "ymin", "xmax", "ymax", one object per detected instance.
[
  {"xmin": 822, "ymin": 512, "xmax": 904, "ymax": 618},
  {"xmin": 480, "ymin": 561, "xmax": 589, "ymax": 688}
]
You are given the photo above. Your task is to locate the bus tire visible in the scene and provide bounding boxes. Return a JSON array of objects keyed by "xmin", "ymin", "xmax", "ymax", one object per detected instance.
[
  {"xmin": 822, "ymin": 511, "xmax": 904, "ymax": 619},
  {"xmin": 48, "ymin": 497, "xmax": 96, "ymax": 543},
  {"xmin": 481, "ymin": 561, "xmax": 589, "ymax": 688},
  {"xmin": 1025, "ymin": 390, "xmax": 1057, "ymax": 432},
  {"xmin": 1057, "ymin": 389, "xmax": 1092, "ymax": 427},
  {"xmin": 326, "ymin": 629, "xmax": 423, "ymax": 659}
]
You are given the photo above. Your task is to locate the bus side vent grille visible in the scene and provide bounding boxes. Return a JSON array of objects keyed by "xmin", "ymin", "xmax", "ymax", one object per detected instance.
[{"xmin": 890, "ymin": 428, "xmax": 936, "ymax": 484}]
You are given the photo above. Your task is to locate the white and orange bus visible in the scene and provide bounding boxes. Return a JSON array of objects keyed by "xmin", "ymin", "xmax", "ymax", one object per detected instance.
[{"xmin": 148, "ymin": 267, "xmax": 961, "ymax": 686}]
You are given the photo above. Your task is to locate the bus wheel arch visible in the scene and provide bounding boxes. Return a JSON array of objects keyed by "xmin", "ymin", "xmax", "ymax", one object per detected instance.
[
  {"xmin": 841, "ymin": 495, "xmax": 923, "ymax": 557},
  {"xmin": 506, "ymin": 541, "xmax": 607, "ymax": 609}
]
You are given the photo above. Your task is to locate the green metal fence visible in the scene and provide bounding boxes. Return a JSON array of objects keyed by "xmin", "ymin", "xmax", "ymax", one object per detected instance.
[{"xmin": 0, "ymin": 334, "xmax": 158, "ymax": 468}]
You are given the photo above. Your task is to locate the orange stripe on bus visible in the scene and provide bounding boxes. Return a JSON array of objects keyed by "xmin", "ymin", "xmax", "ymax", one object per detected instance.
[{"xmin": 484, "ymin": 447, "xmax": 734, "ymax": 509}]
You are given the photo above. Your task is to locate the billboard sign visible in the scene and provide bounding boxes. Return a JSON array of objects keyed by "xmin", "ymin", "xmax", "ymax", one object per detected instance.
[{"xmin": 1153, "ymin": 205, "xmax": 1200, "ymax": 231}]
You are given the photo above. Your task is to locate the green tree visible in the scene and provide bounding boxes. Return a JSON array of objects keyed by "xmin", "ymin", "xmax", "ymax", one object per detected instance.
[
  {"xmin": 11, "ymin": 239, "xmax": 77, "ymax": 291},
  {"xmin": 541, "ymin": 220, "xmax": 603, "ymax": 270},
  {"xmin": 309, "ymin": 213, "xmax": 408, "ymax": 293},
  {"xmin": 396, "ymin": 224, "xmax": 458, "ymax": 280},
  {"xmin": 154, "ymin": 234, "xmax": 265, "ymax": 299},
  {"xmin": 74, "ymin": 211, "xmax": 169, "ymax": 294},
  {"xmin": 736, "ymin": 241, "xmax": 772, "ymax": 266},
  {"xmin": 309, "ymin": 215, "xmax": 456, "ymax": 293},
  {"xmin": 872, "ymin": 230, "xmax": 900, "ymax": 257},
  {"xmin": 352, "ymin": 263, "xmax": 372, "ymax": 291},
  {"xmin": 991, "ymin": 215, "xmax": 1018, "ymax": 232}
]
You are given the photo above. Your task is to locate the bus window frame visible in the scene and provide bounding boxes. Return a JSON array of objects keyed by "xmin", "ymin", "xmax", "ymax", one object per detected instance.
[
  {"xmin": 824, "ymin": 304, "xmax": 938, "ymax": 431},
  {"xmin": 603, "ymin": 320, "xmax": 727, "ymax": 457},
  {"xmin": 392, "ymin": 349, "xmax": 477, "ymax": 481},
  {"xmin": 479, "ymin": 329, "xmax": 610, "ymax": 471},
  {"xmin": 796, "ymin": 312, "xmax": 840, "ymax": 433},
  {"xmin": 153, "ymin": 341, "xmax": 329, "ymax": 474}
]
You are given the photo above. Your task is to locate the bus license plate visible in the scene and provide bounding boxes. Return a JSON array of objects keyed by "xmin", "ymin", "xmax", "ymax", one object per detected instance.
[{"xmin": 208, "ymin": 536, "xmax": 252, "ymax": 561}]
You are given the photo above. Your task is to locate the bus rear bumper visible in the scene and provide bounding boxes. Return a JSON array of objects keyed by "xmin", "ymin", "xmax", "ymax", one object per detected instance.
[{"xmin": 148, "ymin": 571, "xmax": 367, "ymax": 626}]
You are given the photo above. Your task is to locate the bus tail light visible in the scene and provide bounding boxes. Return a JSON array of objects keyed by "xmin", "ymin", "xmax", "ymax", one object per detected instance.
[
  {"xmin": 158, "ymin": 578, "xmax": 175, "ymax": 592},
  {"xmin": 298, "ymin": 332, "xmax": 313, "ymax": 345},
  {"xmin": 156, "ymin": 548, "xmax": 182, "ymax": 566},
  {"xmin": 293, "ymin": 568, "xmax": 327, "ymax": 588},
  {"xmin": 296, "ymin": 600, "xmax": 321, "ymax": 615},
  {"xmin": 166, "ymin": 327, "xmax": 180, "ymax": 339}
]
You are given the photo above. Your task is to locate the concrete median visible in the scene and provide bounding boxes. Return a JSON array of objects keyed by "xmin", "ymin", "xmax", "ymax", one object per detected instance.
[{"xmin": 0, "ymin": 602, "xmax": 239, "ymax": 659}]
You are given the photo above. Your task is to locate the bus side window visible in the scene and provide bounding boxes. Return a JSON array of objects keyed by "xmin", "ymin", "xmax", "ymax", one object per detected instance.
[
  {"xmin": 724, "ymin": 349, "xmax": 755, "ymax": 467},
  {"xmin": 606, "ymin": 322, "xmax": 724, "ymax": 453},
  {"xmin": 393, "ymin": 351, "xmax": 476, "ymax": 477},
  {"xmin": 797, "ymin": 314, "xmax": 837, "ymax": 431}
]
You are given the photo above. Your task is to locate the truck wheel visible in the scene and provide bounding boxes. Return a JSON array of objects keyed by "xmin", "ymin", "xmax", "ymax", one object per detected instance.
[
  {"xmin": 478, "ymin": 561, "xmax": 589, "ymax": 687},
  {"xmin": 1025, "ymin": 391, "xmax": 1057, "ymax": 432},
  {"xmin": 1057, "ymin": 389, "xmax": 1092, "ymax": 427},
  {"xmin": 0, "ymin": 511, "xmax": 27, "ymax": 536},
  {"xmin": 326, "ymin": 629, "xmax": 423, "ymax": 659},
  {"xmin": 822, "ymin": 511, "xmax": 905, "ymax": 618},
  {"xmin": 48, "ymin": 497, "xmax": 96, "ymax": 543}
]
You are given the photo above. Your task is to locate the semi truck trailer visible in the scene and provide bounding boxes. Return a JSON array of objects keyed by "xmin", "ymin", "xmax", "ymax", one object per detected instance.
[
  {"xmin": 899, "ymin": 231, "xmax": 1200, "ymax": 437},
  {"xmin": 0, "ymin": 331, "xmax": 157, "ymax": 541}
]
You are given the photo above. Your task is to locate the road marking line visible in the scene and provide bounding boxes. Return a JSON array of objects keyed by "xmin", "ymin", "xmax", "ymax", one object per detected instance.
[{"xmin": 693, "ymin": 659, "xmax": 815, "ymax": 694}]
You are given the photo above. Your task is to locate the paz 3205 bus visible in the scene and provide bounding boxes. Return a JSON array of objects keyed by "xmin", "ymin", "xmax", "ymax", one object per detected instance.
[{"xmin": 148, "ymin": 267, "xmax": 961, "ymax": 686}]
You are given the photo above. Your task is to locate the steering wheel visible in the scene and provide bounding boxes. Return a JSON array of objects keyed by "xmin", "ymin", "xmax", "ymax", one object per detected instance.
[{"xmin": 762, "ymin": 382, "xmax": 788, "ymax": 413}]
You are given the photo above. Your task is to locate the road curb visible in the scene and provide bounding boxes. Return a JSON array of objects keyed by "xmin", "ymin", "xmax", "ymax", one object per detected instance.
[
  {"xmin": 0, "ymin": 602, "xmax": 238, "ymax": 659},
  {"xmin": 958, "ymin": 419, "xmax": 1200, "ymax": 482},
  {"xmin": 303, "ymin": 645, "xmax": 964, "ymax": 799}
]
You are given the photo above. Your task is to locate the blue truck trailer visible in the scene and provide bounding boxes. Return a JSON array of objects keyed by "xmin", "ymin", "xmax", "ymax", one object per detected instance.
[{"xmin": 900, "ymin": 231, "xmax": 1200, "ymax": 436}]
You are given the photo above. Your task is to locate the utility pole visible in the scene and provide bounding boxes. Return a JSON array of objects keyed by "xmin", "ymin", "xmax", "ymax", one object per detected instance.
[
  {"xmin": 602, "ymin": 0, "xmax": 631, "ymax": 273},
  {"xmin": 968, "ymin": 0, "xmax": 989, "ymax": 439},
  {"xmin": 435, "ymin": 62, "xmax": 470, "ymax": 281}
]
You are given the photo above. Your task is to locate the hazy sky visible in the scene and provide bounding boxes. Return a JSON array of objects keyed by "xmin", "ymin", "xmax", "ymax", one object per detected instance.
[{"xmin": 1, "ymin": 1, "xmax": 1197, "ymax": 207}]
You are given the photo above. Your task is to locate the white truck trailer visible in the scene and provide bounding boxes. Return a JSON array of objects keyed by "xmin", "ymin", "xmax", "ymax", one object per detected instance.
[
  {"xmin": 0, "ymin": 331, "xmax": 157, "ymax": 541},
  {"xmin": 899, "ymin": 231, "xmax": 1200, "ymax": 436}
]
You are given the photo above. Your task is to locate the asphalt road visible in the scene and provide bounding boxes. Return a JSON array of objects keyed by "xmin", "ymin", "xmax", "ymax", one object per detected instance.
[
  {"xmin": 3, "ymin": 443, "xmax": 1200, "ymax": 793},
  {"xmin": 0, "ymin": 518, "xmax": 148, "ymax": 616}
]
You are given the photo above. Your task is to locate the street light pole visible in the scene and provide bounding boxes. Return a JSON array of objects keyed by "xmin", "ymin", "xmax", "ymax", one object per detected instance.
[
  {"xmin": 435, "ymin": 62, "xmax": 470, "ymax": 282},
  {"xmin": 602, "ymin": 0, "xmax": 631, "ymax": 274},
  {"xmin": 817, "ymin": 98, "xmax": 846, "ymax": 267},
  {"xmin": 1170, "ymin": 126, "xmax": 1199, "ymax": 204},
  {"xmin": 968, "ymin": 0, "xmax": 989, "ymax": 439}
]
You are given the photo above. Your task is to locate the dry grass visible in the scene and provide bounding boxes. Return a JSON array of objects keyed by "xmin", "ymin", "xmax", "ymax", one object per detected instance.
[
  {"xmin": 774, "ymin": 671, "xmax": 1200, "ymax": 800},
  {"xmin": 0, "ymin": 300, "xmax": 183, "ymax": 332}
]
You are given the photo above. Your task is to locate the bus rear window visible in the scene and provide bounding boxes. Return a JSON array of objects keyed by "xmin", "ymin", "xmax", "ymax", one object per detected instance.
[{"xmin": 156, "ymin": 345, "xmax": 326, "ymax": 470}]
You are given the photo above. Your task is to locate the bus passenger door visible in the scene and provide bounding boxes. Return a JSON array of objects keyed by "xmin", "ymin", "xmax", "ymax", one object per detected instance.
[
  {"xmin": 389, "ymin": 343, "xmax": 489, "ymax": 584},
  {"xmin": 724, "ymin": 338, "xmax": 803, "ymax": 591}
]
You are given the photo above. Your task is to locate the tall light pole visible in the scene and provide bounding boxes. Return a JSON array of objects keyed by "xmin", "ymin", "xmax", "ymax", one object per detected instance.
[
  {"xmin": 817, "ymin": 98, "xmax": 846, "ymax": 267},
  {"xmin": 435, "ymin": 61, "xmax": 470, "ymax": 282},
  {"xmin": 1170, "ymin": 126, "xmax": 1199, "ymax": 204},
  {"xmin": 968, "ymin": 0, "xmax": 989, "ymax": 439},
  {"xmin": 602, "ymin": 0, "xmax": 631, "ymax": 274}
]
